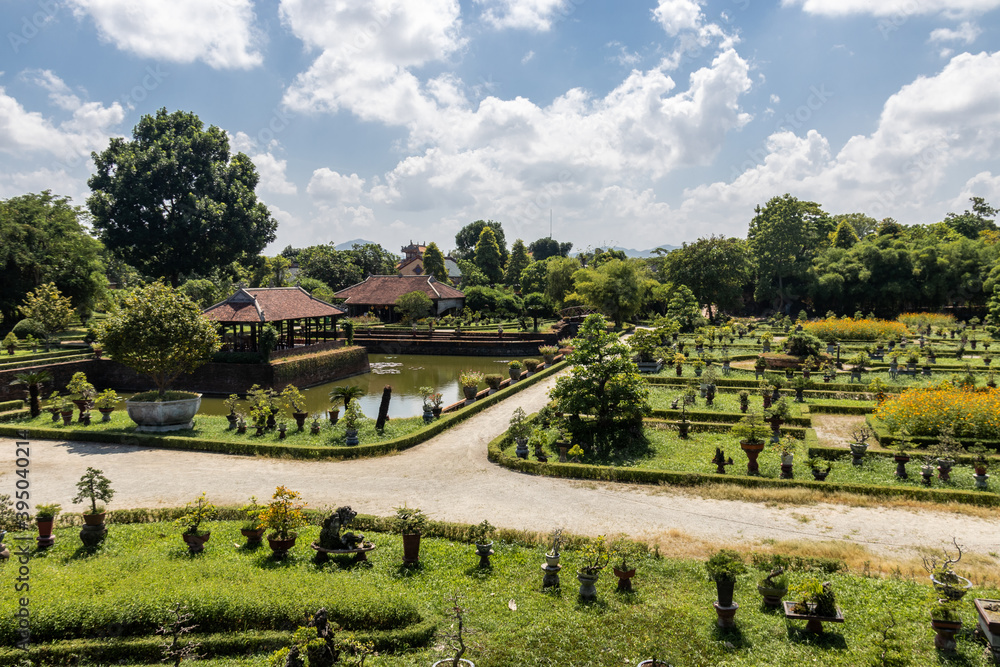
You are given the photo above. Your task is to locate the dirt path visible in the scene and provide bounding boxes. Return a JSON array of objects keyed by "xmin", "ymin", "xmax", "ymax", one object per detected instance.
[
  {"xmin": 2, "ymin": 376, "xmax": 997, "ymax": 561},
  {"xmin": 811, "ymin": 414, "xmax": 868, "ymax": 448}
]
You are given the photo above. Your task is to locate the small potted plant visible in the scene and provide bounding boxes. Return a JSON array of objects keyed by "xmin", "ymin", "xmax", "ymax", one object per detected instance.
[
  {"xmin": 175, "ymin": 492, "xmax": 217, "ymax": 553},
  {"xmin": 737, "ymin": 390, "xmax": 750, "ymax": 413},
  {"xmin": 224, "ymin": 394, "xmax": 241, "ymax": 429},
  {"xmin": 577, "ymin": 535, "xmax": 610, "ymax": 600},
  {"xmin": 929, "ymin": 598, "xmax": 964, "ymax": 651},
  {"xmin": 259, "ymin": 485, "xmax": 307, "ymax": 557},
  {"xmin": 484, "ymin": 373, "xmax": 504, "ymax": 393},
  {"xmin": 459, "ymin": 370, "xmax": 484, "ymax": 402},
  {"xmin": 467, "ymin": 519, "xmax": 496, "ymax": 568},
  {"xmin": 66, "ymin": 371, "xmax": 96, "ymax": 421},
  {"xmin": 508, "ymin": 407, "xmax": 531, "ymax": 459},
  {"xmin": 523, "ymin": 358, "xmax": 541, "ymax": 374},
  {"xmin": 419, "ymin": 386, "xmax": 436, "ymax": 423},
  {"xmin": 35, "ymin": 503, "xmax": 60, "ymax": 548},
  {"xmin": 508, "ymin": 360, "xmax": 523, "ymax": 383},
  {"xmin": 342, "ymin": 398, "xmax": 365, "ymax": 446},
  {"xmin": 430, "ymin": 391, "xmax": 444, "ymax": 418},
  {"xmin": 281, "ymin": 385, "xmax": 309, "ymax": 430},
  {"xmin": 807, "ymin": 457, "xmax": 832, "ymax": 481},
  {"xmin": 969, "ymin": 445, "xmax": 991, "ymax": 488},
  {"xmin": 433, "ymin": 594, "xmax": 474, "ymax": 667},
  {"xmin": 240, "ymin": 496, "xmax": 266, "ymax": 546},
  {"xmin": 610, "ymin": 537, "xmax": 644, "ymax": 592},
  {"xmin": 932, "ymin": 428, "xmax": 962, "ymax": 481},
  {"xmin": 2, "ymin": 331, "xmax": 17, "ymax": 355},
  {"xmin": 673, "ymin": 352, "xmax": 686, "ymax": 376},
  {"xmin": 394, "ymin": 504, "xmax": 428, "ymax": 565},
  {"xmin": 309, "ymin": 413, "xmax": 322, "ymax": 435},
  {"xmin": 757, "ymin": 567, "xmax": 789, "ymax": 607},
  {"xmin": 538, "ymin": 345, "xmax": 558, "ymax": 365},
  {"xmin": 93, "ymin": 389, "xmax": 121, "ymax": 422},
  {"xmin": 72, "ymin": 467, "xmax": 115, "ymax": 527},
  {"xmin": 848, "ymin": 426, "xmax": 872, "ymax": 465},
  {"xmin": 773, "ymin": 435, "xmax": 797, "ymax": 478},
  {"xmin": 784, "ymin": 578, "xmax": 843, "ymax": 633},
  {"xmin": 923, "ymin": 538, "xmax": 972, "ymax": 601},
  {"xmin": 732, "ymin": 412, "xmax": 770, "ymax": 475},
  {"xmin": 705, "ymin": 549, "xmax": 746, "ymax": 609}
]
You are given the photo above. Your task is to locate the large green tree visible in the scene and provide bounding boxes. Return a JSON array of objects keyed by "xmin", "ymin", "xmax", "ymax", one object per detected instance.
[
  {"xmin": 528, "ymin": 237, "xmax": 573, "ymax": 261},
  {"xmin": 549, "ymin": 314, "xmax": 649, "ymax": 440},
  {"xmin": 455, "ymin": 220, "xmax": 507, "ymax": 263},
  {"xmin": 519, "ymin": 260, "xmax": 549, "ymax": 295},
  {"xmin": 343, "ymin": 242, "xmax": 398, "ymax": 277},
  {"xmin": 474, "ymin": 226, "xmax": 505, "ymax": 284},
  {"xmin": 0, "ymin": 191, "xmax": 106, "ymax": 324},
  {"xmin": 504, "ymin": 239, "xmax": 531, "ymax": 286},
  {"xmin": 422, "ymin": 242, "xmax": 451, "ymax": 284},
  {"xmin": 394, "ymin": 291, "xmax": 433, "ymax": 323},
  {"xmin": 298, "ymin": 244, "xmax": 364, "ymax": 291},
  {"xmin": 20, "ymin": 282, "xmax": 74, "ymax": 346},
  {"xmin": 944, "ymin": 197, "xmax": 997, "ymax": 240},
  {"xmin": 666, "ymin": 284, "xmax": 701, "ymax": 331},
  {"xmin": 747, "ymin": 194, "xmax": 834, "ymax": 310},
  {"xmin": 545, "ymin": 256, "xmax": 581, "ymax": 308},
  {"xmin": 87, "ymin": 108, "xmax": 277, "ymax": 285},
  {"xmin": 660, "ymin": 235, "xmax": 750, "ymax": 319},
  {"xmin": 572, "ymin": 259, "xmax": 647, "ymax": 328}
]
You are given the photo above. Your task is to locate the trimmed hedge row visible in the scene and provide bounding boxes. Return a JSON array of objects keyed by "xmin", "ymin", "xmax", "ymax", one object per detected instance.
[
  {"xmin": 0, "ymin": 407, "xmax": 30, "ymax": 423},
  {"xmin": 806, "ymin": 402, "xmax": 874, "ymax": 415},
  {"xmin": 0, "ymin": 620, "xmax": 437, "ymax": 665},
  {"xmin": 645, "ymin": 418, "xmax": 807, "ymax": 439},
  {"xmin": 0, "ymin": 399, "xmax": 23, "ymax": 411},
  {"xmin": 806, "ymin": 444, "xmax": 1000, "ymax": 466},
  {"xmin": 648, "ymin": 408, "xmax": 811, "ymax": 427},
  {"xmin": 488, "ymin": 430, "xmax": 1000, "ymax": 507},
  {"xmin": 272, "ymin": 345, "xmax": 368, "ymax": 385},
  {"xmin": 0, "ymin": 353, "xmax": 91, "ymax": 372},
  {"xmin": 866, "ymin": 415, "xmax": 1000, "ymax": 451},
  {"xmin": 0, "ymin": 360, "xmax": 568, "ymax": 459}
]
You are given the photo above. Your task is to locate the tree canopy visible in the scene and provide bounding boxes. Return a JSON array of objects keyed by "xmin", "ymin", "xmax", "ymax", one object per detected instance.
[
  {"xmin": 87, "ymin": 108, "xmax": 277, "ymax": 285},
  {"xmin": 529, "ymin": 237, "xmax": 573, "ymax": 261},
  {"xmin": 455, "ymin": 220, "xmax": 507, "ymax": 263},
  {"xmin": 572, "ymin": 258, "xmax": 647, "ymax": 328},
  {"xmin": 394, "ymin": 291, "xmax": 433, "ymax": 323},
  {"xmin": 504, "ymin": 239, "xmax": 531, "ymax": 286},
  {"xmin": 0, "ymin": 191, "xmax": 106, "ymax": 325},
  {"xmin": 474, "ymin": 226, "xmax": 505, "ymax": 284},
  {"xmin": 659, "ymin": 235, "xmax": 750, "ymax": 319},
  {"xmin": 422, "ymin": 242, "xmax": 451, "ymax": 284}
]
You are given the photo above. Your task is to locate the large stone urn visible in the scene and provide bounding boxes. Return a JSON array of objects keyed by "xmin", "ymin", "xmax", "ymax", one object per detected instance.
[{"xmin": 125, "ymin": 393, "xmax": 202, "ymax": 432}]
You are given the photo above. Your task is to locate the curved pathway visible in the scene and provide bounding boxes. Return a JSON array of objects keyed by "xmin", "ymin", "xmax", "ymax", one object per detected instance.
[{"xmin": 2, "ymin": 374, "xmax": 997, "ymax": 561}]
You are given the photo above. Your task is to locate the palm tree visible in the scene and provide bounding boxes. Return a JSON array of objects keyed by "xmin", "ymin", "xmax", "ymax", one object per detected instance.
[
  {"xmin": 11, "ymin": 370, "xmax": 53, "ymax": 417},
  {"xmin": 329, "ymin": 385, "xmax": 364, "ymax": 409}
]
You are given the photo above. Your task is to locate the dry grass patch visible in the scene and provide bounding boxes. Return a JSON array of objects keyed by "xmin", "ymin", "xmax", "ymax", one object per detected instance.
[{"xmin": 811, "ymin": 414, "xmax": 868, "ymax": 448}]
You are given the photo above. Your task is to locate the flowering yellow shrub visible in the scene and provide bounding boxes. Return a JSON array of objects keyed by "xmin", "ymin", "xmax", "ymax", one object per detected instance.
[
  {"xmin": 802, "ymin": 318, "xmax": 908, "ymax": 342},
  {"xmin": 875, "ymin": 387, "xmax": 1000, "ymax": 438},
  {"xmin": 897, "ymin": 313, "xmax": 956, "ymax": 330}
]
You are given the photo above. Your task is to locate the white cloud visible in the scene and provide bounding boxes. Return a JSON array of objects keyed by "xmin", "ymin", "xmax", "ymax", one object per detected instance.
[
  {"xmin": 676, "ymin": 50, "xmax": 1000, "ymax": 233},
  {"xmin": 929, "ymin": 21, "xmax": 982, "ymax": 44},
  {"xmin": 0, "ymin": 73, "xmax": 124, "ymax": 164},
  {"xmin": 475, "ymin": 0, "xmax": 574, "ymax": 31},
  {"xmin": 307, "ymin": 169, "xmax": 366, "ymax": 205},
  {"xmin": 67, "ymin": 0, "xmax": 264, "ymax": 69},
  {"xmin": 781, "ymin": 0, "xmax": 1000, "ymax": 17},
  {"xmin": 228, "ymin": 131, "xmax": 297, "ymax": 196},
  {"xmin": 652, "ymin": 0, "xmax": 704, "ymax": 36},
  {"xmin": 608, "ymin": 42, "xmax": 642, "ymax": 67},
  {"xmin": 521, "ymin": 50, "xmax": 536, "ymax": 64}
]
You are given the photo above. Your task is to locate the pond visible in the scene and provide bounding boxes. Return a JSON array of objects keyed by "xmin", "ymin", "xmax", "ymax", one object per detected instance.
[{"xmin": 196, "ymin": 354, "xmax": 518, "ymax": 419}]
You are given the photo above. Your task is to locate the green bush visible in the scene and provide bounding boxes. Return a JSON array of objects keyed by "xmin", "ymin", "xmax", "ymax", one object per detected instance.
[{"xmin": 11, "ymin": 318, "xmax": 45, "ymax": 339}]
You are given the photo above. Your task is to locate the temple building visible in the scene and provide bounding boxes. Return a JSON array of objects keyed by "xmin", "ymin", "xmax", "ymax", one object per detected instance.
[{"xmin": 397, "ymin": 241, "xmax": 462, "ymax": 282}]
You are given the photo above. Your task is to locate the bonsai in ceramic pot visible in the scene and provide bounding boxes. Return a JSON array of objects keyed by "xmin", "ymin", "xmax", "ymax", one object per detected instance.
[
  {"xmin": 610, "ymin": 537, "xmax": 644, "ymax": 592},
  {"xmin": 35, "ymin": 503, "xmax": 60, "ymax": 548},
  {"xmin": 419, "ymin": 386, "xmax": 436, "ymax": 423},
  {"xmin": 705, "ymin": 549, "xmax": 746, "ymax": 610},
  {"xmin": 66, "ymin": 371, "xmax": 97, "ymax": 421},
  {"xmin": 931, "ymin": 428, "xmax": 963, "ymax": 481},
  {"xmin": 239, "ymin": 496, "xmax": 266, "ymax": 546},
  {"xmin": 784, "ymin": 578, "xmax": 843, "ymax": 634},
  {"xmin": 577, "ymin": 535, "xmax": 610, "ymax": 601},
  {"xmin": 467, "ymin": 519, "xmax": 496, "ymax": 568},
  {"xmin": 93, "ymin": 389, "xmax": 121, "ymax": 422},
  {"xmin": 807, "ymin": 457, "xmax": 832, "ymax": 481},
  {"xmin": 732, "ymin": 412, "xmax": 770, "ymax": 475},
  {"xmin": 929, "ymin": 598, "xmax": 964, "ymax": 651},
  {"xmin": 224, "ymin": 394, "xmax": 241, "ymax": 429},
  {"xmin": 508, "ymin": 407, "xmax": 531, "ymax": 459},
  {"xmin": 341, "ymin": 398, "xmax": 366, "ymax": 446},
  {"xmin": 757, "ymin": 567, "xmax": 789, "ymax": 607},
  {"xmin": 772, "ymin": 436, "xmax": 797, "ymax": 479},
  {"xmin": 923, "ymin": 538, "xmax": 973, "ymax": 601},
  {"xmin": 459, "ymin": 370, "xmax": 484, "ymax": 402},
  {"xmin": 281, "ymin": 384, "xmax": 309, "ymax": 431},
  {"xmin": 849, "ymin": 426, "xmax": 873, "ymax": 466},
  {"xmin": 259, "ymin": 486, "xmax": 308, "ymax": 557},
  {"xmin": 175, "ymin": 492, "xmax": 217, "ymax": 553},
  {"xmin": 394, "ymin": 504, "xmax": 428, "ymax": 565},
  {"xmin": 433, "ymin": 594, "xmax": 475, "ymax": 667},
  {"xmin": 99, "ymin": 282, "xmax": 220, "ymax": 432},
  {"xmin": 72, "ymin": 466, "xmax": 115, "ymax": 536}
]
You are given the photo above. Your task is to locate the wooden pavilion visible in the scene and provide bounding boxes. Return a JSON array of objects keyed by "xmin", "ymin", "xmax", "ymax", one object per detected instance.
[{"xmin": 202, "ymin": 287, "xmax": 346, "ymax": 352}]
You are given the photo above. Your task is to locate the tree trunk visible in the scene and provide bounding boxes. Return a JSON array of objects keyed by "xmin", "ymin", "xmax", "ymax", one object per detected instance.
[{"xmin": 375, "ymin": 385, "xmax": 392, "ymax": 431}]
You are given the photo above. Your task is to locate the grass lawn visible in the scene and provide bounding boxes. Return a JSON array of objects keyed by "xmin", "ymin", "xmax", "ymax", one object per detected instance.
[
  {"xmin": 1, "ymin": 521, "xmax": 996, "ymax": 666},
  {"xmin": 648, "ymin": 388, "xmax": 807, "ymax": 418},
  {"xmin": 13, "ymin": 410, "xmax": 426, "ymax": 449}
]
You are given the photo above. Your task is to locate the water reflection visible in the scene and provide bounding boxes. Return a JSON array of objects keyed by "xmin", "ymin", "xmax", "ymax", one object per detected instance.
[{"xmin": 198, "ymin": 354, "xmax": 517, "ymax": 419}]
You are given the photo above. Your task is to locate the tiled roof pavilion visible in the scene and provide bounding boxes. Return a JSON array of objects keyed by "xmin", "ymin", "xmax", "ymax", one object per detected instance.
[
  {"xmin": 203, "ymin": 287, "xmax": 346, "ymax": 352},
  {"xmin": 334, "ymin": 275, "xmax": 465, "ymax": 321}
]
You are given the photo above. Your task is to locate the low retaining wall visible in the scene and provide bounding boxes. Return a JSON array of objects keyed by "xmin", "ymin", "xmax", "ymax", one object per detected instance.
[
  {"xmin": 0, "ymin": 346, "xmax": 370, "ymax": 399},
  {"xmin": 353, "ymin": 336, "xmax": 555, "ymax": 356}
]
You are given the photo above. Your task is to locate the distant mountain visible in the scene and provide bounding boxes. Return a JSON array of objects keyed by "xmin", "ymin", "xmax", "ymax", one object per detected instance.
[
  {"xmin": 604, "ymin": 245, "xmax": 679, "ymax": 258},
  {"xmin": 334, "ymin": 238, "xmax": 381, "ymax": 251}
]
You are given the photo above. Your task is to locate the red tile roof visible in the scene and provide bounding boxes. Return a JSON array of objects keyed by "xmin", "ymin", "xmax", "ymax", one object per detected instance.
[
  {"xmin": 203, "ymin": 287, "xmax": 345, "ymax": 323},
  {"xmin": 334, "ymin": 275, "xmax": 465, "ymax": 306}
]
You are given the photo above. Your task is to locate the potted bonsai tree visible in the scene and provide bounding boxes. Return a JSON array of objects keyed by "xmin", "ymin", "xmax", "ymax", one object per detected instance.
[
  {"xmin": 394, "ymin": 504, "xmax": 428, "ymax": 565},
  {"xmin": 72, "ymin": 467, "xmax": 114, "ymax": 527},
  {"xmin": 342, "ymin": 398, "xmax": 365, "ymax": 446},
  {"xmin": 66, "ymin": 371, "xmax": 97, "ymax": 421},
  {"xmin": 732, "ymin": 412, "xmax": 770, "ymax": 475},
  {"xmin": 459, "ymin": 370, "xmax": 484, "ymax": 402},
  {"xmin": 240, "ymin": 496, "xmax": 265, "ymax": 546},
  {"xmin": 610, "ymin": 537, "xmax": 644, "ymax": 592},
  {"xmin": 259, "ymin": 485, "xmax": 307, "ymax": 557},
  {"xmin": 467, "ymin": 519, "xmax": 496, "ymax": 568},
  {"xmin": 508, "ymin": 360, "xmax": 523, "ymax": 383},
  {"xmin": 281, "ymin": 385, "xmax": 309, "ymax": 430},
  {"xmin": 923, "ymin": 538, "xmax": 973, "ymax": 601},
  {"xmin": 577, "ymin": 535, "xmax": 610, "ymax": 601},
  {"xmin": 508, "ymin": 407, "xmax": 531, "ymax": 459},
  {"xmin": 484, "ymin": 373, "xmax": 504, "ymax": 393},
  {"xmin": 784, "ymin": 578, "xmax": 843, "ymax": 634},
  {"xmin": 849, "ymin": 426, "xmax": 873, "ymax": 466},
  {"xmin": 929, "ymin": 598, "xmax": 964, "ymax": 651},
  {"xmin": 224, "ymin": 394, "xmax": 241, "ymax": 430},
  {"xmin": 35, "ymin": 503, "xmax": 60, "ymax": 548},
  {"xmin": 93, "ymin": 389, "xmax": 121, "ymax": 422},
  {"xmin": 419, "ymin": 386, "xmax": 436, "ymax": 423},
  {"xmin": 932, "ymin": 427, "xmax": 962, "ymax": 481},
  {"xmin": 99, "ymin": 282, "xmax": 220, "ymax": 431},
  {"xmin": 705, "ymin": 548, "xmax": 746, "ymax": 610},
  {"xmin": 807, "ymin": 457, "xmax": 832, "ymax": 481},
  {"xmin": 523, "ymin": 358, "xmax": 541, "ymax": 374},
  {"xmin": 2, "ymin": 331, "xmax": 17, "ymax": 355},
  {"xmin": 433, "ymin": 594, "xmax": 474, "ymax": 667},
  {"xmin": 175, "ymin": 492, "xmax": 217, "ymax": 553},
  {"xmin": 538, "ymin": 345, "xmax": 559, "ymax": 366},
  {"xmin": 757, "ymin": 567, "xmax": 789, "ymax": 607}
]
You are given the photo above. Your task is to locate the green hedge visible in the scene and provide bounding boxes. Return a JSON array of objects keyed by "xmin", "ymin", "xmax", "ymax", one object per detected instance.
[
  {"xmin": 0, "ymin": 360, "xmax": 567, "ymax": 460},
  {"xmin": 488, "ymin": 431, "xmax": 1000, "ymax": 507},
  {"xmin": 0, "ymin": 407, "xmax": 29, "ymax": 423},
  {"xmin": 806, "ymin": 402, "xmax": 873, "ymax": 415},
  {"xmin": 645, "ymin": 418, "xmax": 807, "ymax": 439},
  {"xmin": 272, "ymin": 345, "xmax": 368, "ymax": 384},
  {"xmin": 866, "ymin": 415, "xmax": 1000, "ymax": 452},
  {"xmin": 0, "ymin": 399, "xmax": 24, "ymax": 411},
  {"xmin": 0, "ymin": 353, "xmax": 91, "ymax": 372},
  {"xmin": 648, "ymin": 408, "xmax": 811, "ymax": 427}
]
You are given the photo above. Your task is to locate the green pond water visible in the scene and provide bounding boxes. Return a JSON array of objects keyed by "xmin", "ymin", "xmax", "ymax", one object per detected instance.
[{"xmin": 196, "ymin": 354, "xmax": 518, "ymax": 419}]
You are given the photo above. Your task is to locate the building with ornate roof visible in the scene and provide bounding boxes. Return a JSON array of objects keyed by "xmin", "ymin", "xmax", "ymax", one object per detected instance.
[
  {"xmin": 333, "ymin": 275, "xmax": 465, "ymax": 322},
  {"xmin": 202, "ymin": 287, "xmax": 345, "ymax": 352},
  {"xmin": 397, "ymin": 241, "xmax": 462, "ymax": 282}
]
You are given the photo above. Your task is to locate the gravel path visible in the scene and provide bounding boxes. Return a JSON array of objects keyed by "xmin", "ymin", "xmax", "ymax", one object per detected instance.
[{"xmin": 2, "ymin": 375, "xmax": 997, "ymax": 560}]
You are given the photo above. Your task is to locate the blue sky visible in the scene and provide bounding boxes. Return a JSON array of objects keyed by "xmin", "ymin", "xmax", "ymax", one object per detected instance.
[{"xmin": 2, "ymin": 0, "xmax": 999, "ymax": 256}]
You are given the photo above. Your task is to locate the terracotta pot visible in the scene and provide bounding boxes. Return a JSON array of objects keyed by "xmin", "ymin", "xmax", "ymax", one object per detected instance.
[
  {"xmin": 268, "ymin": 535, "xmax": 297, "ymax": 555},
  {"xmin": 293, "ymin": 412, "xmax": 308, "ymax": 430},
  {"xmin": 613, "ymin": 567, "xmax": 636, "ymax": 592},
  {"xmin": 83, "ymin": 512, "xmax": 106, "ymax": 526},
  {"xmin": 60, "ymin": 411, "xmax": 73, "ymax": 425},
  {"xmin": 36, "ymin": 519, "xmax": 54, "ymax": 537},
  {"xmin": 402, "ymin": 533, "xmax": 421, "ymax": 564},
  {"xmin": 98, "ymin": 407, "xmax": 115, "ymax": 422},
  {"xmin": 241, "ymin": 528, "xmax": 265, "ymax": 544}
]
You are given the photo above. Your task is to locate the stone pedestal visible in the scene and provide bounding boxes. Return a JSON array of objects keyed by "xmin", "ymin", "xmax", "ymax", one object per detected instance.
[
  {"xmin": 713, "ymin": 602, "xmax": 738, "ymax": 628},
  {"xmin": 541, "ymin": 562, "xmax": 562, "ymax": 589},
  {"xmin": 79, "ymin": 524, "xmax": 107, "ymax": 549}
]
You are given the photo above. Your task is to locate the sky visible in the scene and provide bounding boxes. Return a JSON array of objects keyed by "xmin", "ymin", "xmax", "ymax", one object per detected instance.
[{"xmin": 2, "ymin": 0, "xmax": 1000, "ymax": 257}]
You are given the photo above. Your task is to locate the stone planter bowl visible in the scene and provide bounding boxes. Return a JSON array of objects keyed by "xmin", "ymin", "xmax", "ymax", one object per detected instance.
[{"xmin": 126, "ymin": 394, "xmax": 201, "ymax": 432}]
